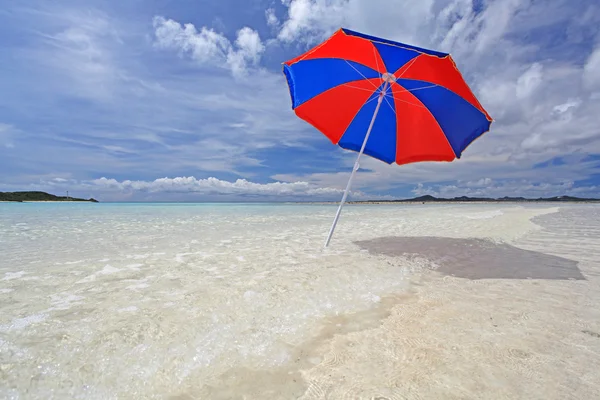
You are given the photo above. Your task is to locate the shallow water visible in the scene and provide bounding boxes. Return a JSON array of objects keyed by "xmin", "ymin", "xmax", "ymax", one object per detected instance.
[{"xmin": 0, "ymin": 203, "xmax": 598, "ymax": 399}]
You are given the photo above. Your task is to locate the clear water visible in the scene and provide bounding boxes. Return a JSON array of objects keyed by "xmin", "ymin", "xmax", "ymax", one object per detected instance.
[{"xmin": 0, "ymin": 202, "xmax": 593, "ymax": 398}]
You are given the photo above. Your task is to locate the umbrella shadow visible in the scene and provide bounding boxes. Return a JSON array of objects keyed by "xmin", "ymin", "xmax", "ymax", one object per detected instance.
[{"xmin": 355, "ymin": 236, "xmax": 585, "ymax": 280}]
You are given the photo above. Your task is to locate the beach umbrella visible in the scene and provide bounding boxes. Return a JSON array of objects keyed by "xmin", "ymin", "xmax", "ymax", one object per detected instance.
[{"xmin": 282, "ymin": 28, "xmax": 492, "ymax": 247}]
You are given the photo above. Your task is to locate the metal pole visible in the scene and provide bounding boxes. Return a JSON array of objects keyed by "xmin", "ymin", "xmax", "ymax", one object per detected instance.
[{"xmin": 324, "ymin": 82, "xmax": 389, "ymax": 247}]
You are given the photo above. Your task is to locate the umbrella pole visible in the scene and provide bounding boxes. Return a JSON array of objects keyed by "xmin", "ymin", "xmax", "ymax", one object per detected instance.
[{"xmin": 324, "ymin": 84, "xmax": 388, "ymax": 247}]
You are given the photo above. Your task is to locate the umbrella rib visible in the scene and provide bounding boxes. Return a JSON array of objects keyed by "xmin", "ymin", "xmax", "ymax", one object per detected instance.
[
  {"xmin": 406, "ymin": 84, "xmax": 438, "ymax": 92},
  {"xmin": 354, "ymin": 87, "xmax": 383, "ymax": 109},
  {"xmin": 363, "ymin": 93, "xmax": 381, "ymax": 106},
  {"xmin": 388, "ymin": 82, "xmax": 438, "ymax": 108},
  {"xmin": 383, "ymin": 95, "xmax": 396, "ymax": 115},
  {"xmin": 344, "ymin": 60, "xmax": 380, "ymax": 90},
  {"xmin": 341, "ymin": 84, "xmax": 380, "ymax": 93},
  {"xmin": 372, "ymin": 45, "xmax": 384, "ymax": 84},
  {"xmin": 390, "ymin": 95, "xmax": 427, "ymax": 109},
  {"xmin": 393, "ymin": 83, "xmax": 439, "ymax": 94}
]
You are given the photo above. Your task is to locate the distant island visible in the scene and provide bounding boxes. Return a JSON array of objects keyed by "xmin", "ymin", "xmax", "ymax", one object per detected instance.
[
  {"xmin": 0, "ymin": 191, "xmax": 99, "ymax": 203},
  {"xmin": 348, "ymin": 195, "xmax": 600, "ymax": 204}
]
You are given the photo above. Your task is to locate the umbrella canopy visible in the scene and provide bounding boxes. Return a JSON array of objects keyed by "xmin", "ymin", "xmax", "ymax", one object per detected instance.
[{"xmin": 282, "ymin": 28, "xmax": 493, "ymax": 246}]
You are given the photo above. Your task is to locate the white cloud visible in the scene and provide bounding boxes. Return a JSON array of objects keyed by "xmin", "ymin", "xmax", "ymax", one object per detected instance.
[
  {"xmin": 277, "ymin": 0, "xmax": 345, "ymax": 43},
  {"xmin": 24, "ymin": 8, "xmax": 124, "ymax": 102},
  {"xmin": 152, "ymin": 16, "xmax": 265, "ymax": 77},
  {"xmin": 7, "ymin": 176, "xmax": 393, "ymax": 202},
  {"xmin": 227, "ymin": 27, "xmax": 266, "ymax": 76},
  {"xmin": 275, "ymin": 0, "xmax": 437, "ymax": 46},
  {"xmin": 152, "ymin": 16, "xmax": 229, "ymax": 63},
  {"xmin": 516, "ymin": 63, "xmax": 543, "ymax": 99},
  {"xmin": 265, "ymin": 8, "xmax": 279, "ymax": 28},
  {"xmin": 91, "ymin": 176, "xmax": 337, "ymax": 196},
  {"xmin": 469, "ymin": 0, "xmax": 522, "ymax": 54},
  {"xmin": 436, "ymin": 0, "xmax": 525, "ymax": 57},
  {"xmin": 0, "ymin": 123, "xmax": 16, "ymax": 149},
  {"xmin": 464, "ymin": 178, "xmax": 493, "ymax": 187},
  {"xmin": 553, "ymin": 98, "xmax": 582, "ymax": 114},
  {"xmin": 583, "ymin": 45, "xmax": 600, "ymax": 91},
  {"xmin": 272, "ymin": 0, "xmax": 533, "ymax": 58}
]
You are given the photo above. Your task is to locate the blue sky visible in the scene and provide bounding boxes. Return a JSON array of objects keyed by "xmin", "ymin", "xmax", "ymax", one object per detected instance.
[{"xmin": 0, "ymin": 0, "xmax": 599, "ymax": 201}]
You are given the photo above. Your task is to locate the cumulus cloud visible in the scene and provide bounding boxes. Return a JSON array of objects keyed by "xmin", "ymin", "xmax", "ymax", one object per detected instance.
[
  {"xmin": 277, "ymin": 0, "xmax": 346, "ymax": 43},
  {"xmin": 272, "ymin": 0, "xmax": 529, "ymax": 56},
  {"xmin": 20, "ymin": 176, "xmax": 392, "ymax": 202},
  {"xmin": 91, "ymin": 176, "xmax": 337, "ymax": 196},
  {"xmin": 152, "ymin": 16, "xmax": 265, "ymax": 77}
]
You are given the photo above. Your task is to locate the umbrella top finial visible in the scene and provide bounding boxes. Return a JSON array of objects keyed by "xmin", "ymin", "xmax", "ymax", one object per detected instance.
[{"xmin": 382, "ymin": 72, "xmax": 396, "ymax": 83}]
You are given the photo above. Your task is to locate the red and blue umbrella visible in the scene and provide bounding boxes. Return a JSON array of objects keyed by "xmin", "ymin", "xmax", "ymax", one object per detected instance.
[{"xmin": 282, "ymin": 28, "xmax": 493, "ymax": 246}]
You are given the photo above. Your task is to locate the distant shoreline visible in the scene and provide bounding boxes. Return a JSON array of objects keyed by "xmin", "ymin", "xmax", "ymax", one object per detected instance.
[
  {"xmin": 0, "ymin": 191, "xmax": 98, "ymax": 203},
  {"xmin": 294, "ymin": 195, "xmax": 600, "ymax": 205},
  {"xmin": 348, "ymin": 201, "xmax": 600, "ymax": 205},
  {"xmin": 293, "ymin": 201, "xmax": 600, "ymax": 205},
  {"xmin": 2, "ymin": 191, "xmax": 598, "ymax": 204},
  {"xmin": 0, "ymin": 200, "xmax": 98, "ymax": 203}
]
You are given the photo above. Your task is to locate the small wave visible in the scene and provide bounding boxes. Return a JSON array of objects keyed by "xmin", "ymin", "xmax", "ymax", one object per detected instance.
[
  {"xmin": 0, "ymin": 313, "xmax": 48, "ymax": 332},
  {"xmin": 99, "ymin": 265, "xmax": 121, "ymax": 275},
  {"xmin": 126, "ymin": 283, "xmax": 150, "ymax": 291},
  {"xmin": 64, "ymin": 260, "xmax": 85, "ymax": 265},
  {"xmin": 48, "ymin": 293, "xmax": 85, "ymax": 311},
  {"xmin": 464, "ymin": 210, "xmax": 504, "ymax": 219},
  {"xmin": 1, "ymin": 271, "xmax": 26, "ymax": 281},
  {"xmin": 117, "ymin": 306, "xmax": 138, "ymax": 313}
]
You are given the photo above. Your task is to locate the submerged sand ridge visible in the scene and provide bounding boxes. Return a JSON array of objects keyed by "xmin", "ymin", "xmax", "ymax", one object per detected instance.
[{"xmin": 355, "ymin": 236, "xmax": 585, "ymax": 280}]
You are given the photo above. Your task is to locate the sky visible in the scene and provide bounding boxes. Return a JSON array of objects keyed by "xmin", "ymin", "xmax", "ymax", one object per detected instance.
[{"xmin": 0, "ymin": 0, "xmax": 599, "ymax": 202}]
